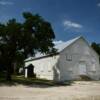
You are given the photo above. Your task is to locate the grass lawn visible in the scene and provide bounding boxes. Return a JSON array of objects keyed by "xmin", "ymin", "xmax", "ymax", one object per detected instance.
[{"xmin": 0, "ymin": 75, "xmax": 72, "ymax": 86}]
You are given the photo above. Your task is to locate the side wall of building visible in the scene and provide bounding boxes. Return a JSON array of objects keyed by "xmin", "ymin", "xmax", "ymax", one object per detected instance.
[
  {"xmin": 58, "ymin": 38, "xmax": 100, "ymax": 81},
  {"xmin": 25, "ymin": 55, "xmax": 60, "ymax": 80}
]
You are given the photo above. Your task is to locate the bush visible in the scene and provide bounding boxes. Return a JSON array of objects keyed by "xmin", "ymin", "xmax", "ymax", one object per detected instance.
[{"xmin": 79, "ymin": 75, "xmax": 92, "ymax": 81}]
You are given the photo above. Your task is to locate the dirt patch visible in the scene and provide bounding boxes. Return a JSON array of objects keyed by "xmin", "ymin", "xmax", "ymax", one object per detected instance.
[{"xmin": 0, "ymin": 81, "xmax": 100, "ymax": 100}]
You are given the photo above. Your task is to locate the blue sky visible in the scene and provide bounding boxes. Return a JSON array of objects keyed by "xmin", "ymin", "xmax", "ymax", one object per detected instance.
[{"xmin": 0, "ymin": 0, "xmax": 100, "ymax": 43}]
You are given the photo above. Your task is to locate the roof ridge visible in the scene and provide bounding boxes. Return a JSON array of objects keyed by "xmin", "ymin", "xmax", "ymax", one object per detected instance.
[
  {"xmin": 25, "ymin": 36, "xmax": 82, "ymax": 61},
  {"xmin": 55, "ymin": 36, "xmax": 82, "ymax": 52}
]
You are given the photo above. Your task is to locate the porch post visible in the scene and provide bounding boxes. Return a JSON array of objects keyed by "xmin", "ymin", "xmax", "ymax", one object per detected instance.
[{"xmin": 25, "ymin": 68, "xmax": 28, "ymax": 78}]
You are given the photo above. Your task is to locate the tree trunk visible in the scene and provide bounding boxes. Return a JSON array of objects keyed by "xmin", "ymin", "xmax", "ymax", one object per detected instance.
[
  {"xmin": 6, "ymin": 72, "xmax": 11, "ymax": 81},
  {"xmin": 13, "ymin": 63, "xmax": 17, "ymax": 75},
  {"xmin": 6, "ymin": 63, "xmax": 12, "ymax": 81}
]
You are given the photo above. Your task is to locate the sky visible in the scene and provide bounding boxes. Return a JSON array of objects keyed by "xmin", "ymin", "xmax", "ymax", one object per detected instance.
[{"xmin": 0, "ymin": 0, "xmax": 100, "ymax": 43}]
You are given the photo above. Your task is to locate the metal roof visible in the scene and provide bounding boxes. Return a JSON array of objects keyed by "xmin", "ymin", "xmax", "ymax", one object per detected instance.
[
  {"xmin": 25, "ymin": 36, "xmax": 82, "ymax": 61},
  {"xmin": 55, "ymin": 36, "xmax": 81, "ymax": 52}
]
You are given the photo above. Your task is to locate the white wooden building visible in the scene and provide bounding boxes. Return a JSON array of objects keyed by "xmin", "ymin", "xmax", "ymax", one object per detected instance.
[{"xmin": 25, "ymin": 36, "xmax": 100, "ymax": 81}]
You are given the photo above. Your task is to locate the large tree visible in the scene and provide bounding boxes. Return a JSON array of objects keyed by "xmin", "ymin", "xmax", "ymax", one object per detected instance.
[{"xmin": 0, "ymin": 12, "xmax": 56, "ymax": 81}]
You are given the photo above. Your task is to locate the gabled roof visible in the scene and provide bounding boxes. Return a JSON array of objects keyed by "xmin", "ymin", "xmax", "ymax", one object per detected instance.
[
  {"xmin": 25, "ymin": 36, "xmax": 82, "ymax": 62},
  {"xmin": 55, "ymin": 36, "xmax": 81, "ymax": 52}
]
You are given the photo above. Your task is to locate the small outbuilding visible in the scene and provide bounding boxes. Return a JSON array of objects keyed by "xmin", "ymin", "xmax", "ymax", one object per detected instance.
[{"xmin": 25, "ymin": 36, "xmax": 100, "ymax": 82}]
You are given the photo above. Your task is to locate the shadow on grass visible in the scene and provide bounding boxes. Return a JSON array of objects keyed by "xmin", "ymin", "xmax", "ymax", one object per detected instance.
[{"xmin": 0, "ymin": 75, "xmax": 74, "ymax": 88}]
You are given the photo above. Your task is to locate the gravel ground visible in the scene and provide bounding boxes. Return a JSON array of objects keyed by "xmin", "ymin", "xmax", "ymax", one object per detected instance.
[{"xmin": 0, "ymin": 81, "xmax": 100, "ymax": 100}]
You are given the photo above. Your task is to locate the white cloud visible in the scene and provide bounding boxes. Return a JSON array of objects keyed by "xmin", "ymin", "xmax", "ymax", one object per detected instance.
[
  {"xmin": 0, "ymin": 1, "xmax": 14, "ymax": 5},
  {"xmin": 97, "ymin": 3, "xmax": 100, "ymax": 7},
  {"xmin": 63, "ymin": 20, "xmax": 82, "ymax": 29},
  {"xmin": 53, "ymin": 40, "xmax": 64, "ymax": 45}
]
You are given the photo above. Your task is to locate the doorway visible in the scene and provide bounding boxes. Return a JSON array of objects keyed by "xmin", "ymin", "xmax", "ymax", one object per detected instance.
[
  {"xmin": 79, "ymin": 62, "xmax": 87, "ymax": 75},
  {"xmin": 27, "ymin": 64, "xmax": 36, "ymax": 78}
]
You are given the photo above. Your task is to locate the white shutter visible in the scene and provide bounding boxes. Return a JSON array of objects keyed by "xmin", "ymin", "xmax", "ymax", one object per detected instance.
[
  {"xmin": 91, "ymin": 59, "xmax": 96, "ymax": 72},
  {"xmin": 91, "ymin": 63, "xmax": 96, "ymax": 71},
  {"xmin": 69, "ymin": 67, "xmax": 73, "ymax": 71}
]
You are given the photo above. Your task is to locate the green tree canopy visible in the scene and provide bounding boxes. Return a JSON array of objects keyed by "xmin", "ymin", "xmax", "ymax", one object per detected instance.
[
  {"xmin": 91, "ymin": 42, "xmax": 100, "ymax": 56},
  {"xmin": 0, "ymin": 12, "xmax": 56, "ymax": 81}
]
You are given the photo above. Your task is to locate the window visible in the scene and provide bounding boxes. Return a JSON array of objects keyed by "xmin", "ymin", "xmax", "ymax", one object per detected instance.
[{"xmin": 66, "ymin": 54, "xmax": 72, "ymax": 61}]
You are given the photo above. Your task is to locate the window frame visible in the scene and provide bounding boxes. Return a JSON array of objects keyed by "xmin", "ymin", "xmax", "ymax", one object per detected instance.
[{"xmin": 66, "ymin": 53, "xmax": 72, "ymax": 61}]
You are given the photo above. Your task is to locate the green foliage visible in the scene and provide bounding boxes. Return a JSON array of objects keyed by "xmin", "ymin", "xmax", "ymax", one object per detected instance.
[
  {"xmin": 91, "ymin": 42, "xmax": 100, "ymax": 56},
  {"xmin": 0, "ymin": 12, "xmax": 56, "ymax": 80},
  {"xmin": 79, "ymin": 75, "xmax": 92, "ymax": 81}
]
